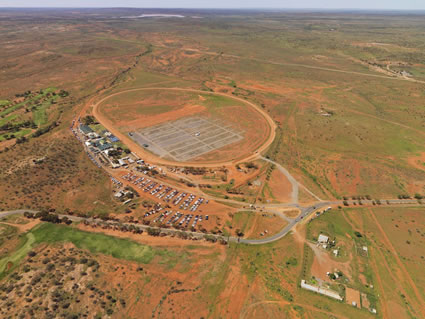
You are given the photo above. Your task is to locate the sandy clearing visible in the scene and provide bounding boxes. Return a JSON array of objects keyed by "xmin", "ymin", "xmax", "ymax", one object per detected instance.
[
  {"xmin": 113, "ymin": 104, "xmax": 206, "ymax": 130},
  {"xmin": 308, "ymin": 242, "xmax": 352, "ymax": 282},
  {"xmin": 407, "ymin": 152, "xmax": 425, "ymax": 171},
  {"xmin": 266, "ymin": 168, "xmax": 293, "ymax": 203},
  {"xmin": 345, "ymin": 287, "xmax": 361, "ymax": 308}
]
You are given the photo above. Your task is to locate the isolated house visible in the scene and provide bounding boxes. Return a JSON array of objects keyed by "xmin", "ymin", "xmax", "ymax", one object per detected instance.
[{"xmin": 318, "ymin": 234, "xmax": 329, "ymax": 243}]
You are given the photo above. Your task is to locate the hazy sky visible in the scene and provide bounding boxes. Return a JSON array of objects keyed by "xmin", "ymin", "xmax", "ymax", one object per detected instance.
[{"xmin": 0, "ymin": 0, "xmax": 423, "ymax": 10}]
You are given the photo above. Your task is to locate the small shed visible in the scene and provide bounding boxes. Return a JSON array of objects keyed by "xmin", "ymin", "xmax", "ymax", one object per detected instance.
[
  {"xmin": 79, "ymin": 124, "xmax": 93, "ymax": 135},
  {"xmin": 98, "ymin": 143, "xmax": 113, "ymax": 151},
  {"xmin": 118, "ymin": 159, "xmax": 127, "ymax": 166}
]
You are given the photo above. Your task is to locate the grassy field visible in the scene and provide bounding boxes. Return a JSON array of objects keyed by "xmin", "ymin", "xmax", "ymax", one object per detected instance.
[
  {"xmin": 32, "ymin": 223, "xmax": 189, "ymax": 265},
  {"xmin": 230, "ymin": 211, "xmax": 256, "ymax": 235},
  {"xmin": 0, "ymin": 87, "xmax": 64, "ymax": 143},
  {"xmin": 0, "ymin": 232, "xmax": 34, "ymax": 278},
  {"xmin": 349, "ymin": 207, "xmax": 425, "ymax": 317},
  {"xmin": 32, "ymin": 223, "xmax": 158, "ymax": 263},
  {"xmin": 0, "ymin": 222, "xmax": 192, "ymax": 278},
  {"xmin": 0, "ymin": 223, "xmax": 17, "ymax": 246},
  {"xmin": 305, "ymin": 206, "xmax": 425, "ymax": 318}
]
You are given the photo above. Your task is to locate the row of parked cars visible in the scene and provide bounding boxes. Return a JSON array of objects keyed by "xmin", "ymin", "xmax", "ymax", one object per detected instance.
[
  {"xmin": 121, "ymin": 173, "xmax": 208, "ymax": 212},
  {"xmin": 150, "ymin": 209, "xmax": 210, "ymax": 230}
]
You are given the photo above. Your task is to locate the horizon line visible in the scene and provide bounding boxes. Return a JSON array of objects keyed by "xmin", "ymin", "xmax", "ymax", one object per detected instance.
[{"xmin": 1, "ymin": 7, "xmax": 425, "ymax": 11}]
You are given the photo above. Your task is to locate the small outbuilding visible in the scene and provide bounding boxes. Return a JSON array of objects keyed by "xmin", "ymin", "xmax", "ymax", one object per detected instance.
[
  {"xmin": 79, "ymin": 124, "xmax": 94, "ymax": 135},
  {"xmin": 98, "ymin": 143, "xmax": 113, "ymax": 151},
  {"xmin": 118, "ymin": 159, "xmax": 127, "ymax": 167}
]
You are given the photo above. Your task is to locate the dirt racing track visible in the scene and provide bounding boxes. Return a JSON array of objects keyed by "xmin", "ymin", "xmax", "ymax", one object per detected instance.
[{"xmin": 92, "ymin": 87, "xmax": 277, "ymax": 167}]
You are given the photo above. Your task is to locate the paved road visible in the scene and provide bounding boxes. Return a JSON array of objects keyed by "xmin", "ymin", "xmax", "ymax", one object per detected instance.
[
  {"xmin": 238, "ymin": 202, "xmax": 331, "ymax": 244},
  {"xmin": 0, "ymin": 207, "xmax": 315, "ymax": 245},
  {"xmin": 260, "ymin": 156, "xmax": 324, "ymax": 203},
  {"xmin": 0, "ymin": 210, "xmax": 38, "ymax": 217},
  {"xmin": 239, "ymin": 198, "xmax": 424, "ymax": 244},
  {"xmin": 0, "ymin": 210, "xmax": 230, "ymax": 242},
  {"xmin": 2, "ymin": 198, "xmax": 422, "ymax": 245},
  {"xmin": 260, "ymin": 156, "xmax": 299, "ymax": 204},
  {"xmin": 259, "ymin": 156, "xmax": 324, "ymax": 203}
]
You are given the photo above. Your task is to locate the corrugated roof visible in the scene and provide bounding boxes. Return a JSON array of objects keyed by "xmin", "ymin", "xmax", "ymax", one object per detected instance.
[{"xmin": 79, "ymin": 124, "xmax": 93, "ymax": 134}]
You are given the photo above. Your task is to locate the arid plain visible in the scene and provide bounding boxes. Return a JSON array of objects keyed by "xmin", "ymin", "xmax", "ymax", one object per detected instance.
[{"xmin": 0, "ymin": 8, "xmax": 424, "ymax": 319}]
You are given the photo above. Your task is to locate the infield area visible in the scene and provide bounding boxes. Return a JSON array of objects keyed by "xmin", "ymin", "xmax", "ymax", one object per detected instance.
[{"xmin": 130, "ymin": 116, "xmax": 243, "ymax": 161}]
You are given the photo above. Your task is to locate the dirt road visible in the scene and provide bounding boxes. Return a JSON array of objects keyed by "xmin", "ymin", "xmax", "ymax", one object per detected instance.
[
  {"xmin": 91, "ymin": 87, "xmax": 276, "ymax": 168},
  {"xmin": 155, "ymin": 44, "xmax": 425, "ymax": 85}
]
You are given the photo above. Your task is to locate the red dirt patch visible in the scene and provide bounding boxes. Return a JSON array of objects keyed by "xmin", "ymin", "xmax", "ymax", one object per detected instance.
[
  {"xmin": 266, "ymin": 168, "xmax": 293, "ymax": 203},
  {"xmin": 118, "ymin": 104, "xmax": 206, "ymax": 131},
  {"xmin": 308, "ymin": 242, "xmax": 352, "ymax": 282},
  {"xmin": 0, "ymin": 219, "xmax": 41, "ymax": 232},
  {"xmin": 345, "ymin": 287, "xmax": 361, "ymax": 308},
  {"xmin": 407, "ymin": 152, "xmax": 425, "ymax": 171}
]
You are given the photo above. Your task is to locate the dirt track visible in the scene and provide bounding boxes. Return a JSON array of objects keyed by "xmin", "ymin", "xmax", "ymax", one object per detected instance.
[
  {"xmin": 155, "ymin": 44, "xmax": 425, "ymax": 85},
  {"xmin": 91, "ymin": 87, "xmax": 276, "ymax": 168},
  {"xmin": 367, "ymin": 208, "xmax": 425, "ymax": 317},
  {"xmin": 240, "ymin": 299, "xmax": 350, "ymax": 319}
]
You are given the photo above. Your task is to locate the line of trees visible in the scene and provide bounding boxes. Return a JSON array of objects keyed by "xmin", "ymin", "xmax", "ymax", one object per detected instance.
[{"xmin": 24, "ymin": 211, "xmax": 72, "ymax": 225}]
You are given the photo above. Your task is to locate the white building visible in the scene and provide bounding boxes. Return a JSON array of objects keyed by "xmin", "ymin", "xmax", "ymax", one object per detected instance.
[
  {"xmin": 318, "ymin": 234, "xmax": 329, "ymax": 243},
  {"xmin": 300, "ymin": 280, "xmax": 343, "ymax": 301},
  {"xmin": 118, "ymin": 159, "xmax": 127, "ymax": 167}
]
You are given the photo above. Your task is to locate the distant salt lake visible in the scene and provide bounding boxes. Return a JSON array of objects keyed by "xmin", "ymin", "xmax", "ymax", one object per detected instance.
[{"xmin": 121, "ymin": 14, "xmax": 185, "ymax": 19}]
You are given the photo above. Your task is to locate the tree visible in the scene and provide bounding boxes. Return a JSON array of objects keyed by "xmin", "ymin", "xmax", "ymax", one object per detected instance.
[
  {"xmin": 61, "ymin": 216, "xmax": 72, "ymax": 225},
  {"xmin": 23, "ymin": 211, "xmax": 34, "ymax": 218},
  {"xmin": 58, "ymin": 89, "xmax": 69, "ymax": 97},
  {"xmin": 354, "ymin": 231, "xmax": 363, "ymax": 238},
  {"xmin": 147, "ymin": 227, "xmax": 161, "ymax": 236},
  {"xmin": 82, "ymin": 115, "xmax": 96, "ymax": 125},
  {"xmin": 236, "ymin": 229, "xmax": 244, "ymax": 237}
]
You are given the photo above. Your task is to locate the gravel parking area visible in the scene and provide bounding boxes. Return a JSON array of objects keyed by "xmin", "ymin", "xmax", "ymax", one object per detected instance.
[{"xmin": 129, "ymin": 116, "xmax": 242, "ymax": 161}]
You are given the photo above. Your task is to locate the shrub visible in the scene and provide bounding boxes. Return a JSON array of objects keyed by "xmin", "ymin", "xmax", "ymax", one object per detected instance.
[{"xmin": 147, "ymin": 227, "xmax": 161, "ymax": 236}]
